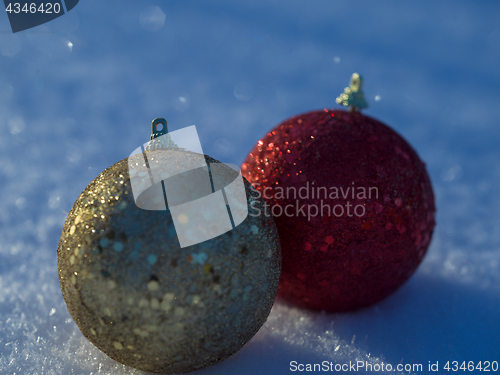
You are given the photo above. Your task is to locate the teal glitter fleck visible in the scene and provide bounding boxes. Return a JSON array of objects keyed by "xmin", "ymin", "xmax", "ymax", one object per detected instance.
[
  {"xmin": 113, "ymin": 242, "xmax": 124, "ymax": 252},
  {"xmin": 147, "ymin": 254, "xmax": 158, "ymax": 265},
  {"xmin": 230, "ymin": 289, "xmax": 239, "ymax": 298},
  {"xmin": 191, "ymin": 252, "xmax": 207, "ymax": 265}
]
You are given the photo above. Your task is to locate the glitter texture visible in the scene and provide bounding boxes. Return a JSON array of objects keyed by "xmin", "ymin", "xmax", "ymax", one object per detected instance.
[
  {"xmin": 57, "ymin": 151, "xmax": 281, "ymax": 373},
  {"xmin": 242, "ymin": 109, "xmax": 435, "ymax": 312}
]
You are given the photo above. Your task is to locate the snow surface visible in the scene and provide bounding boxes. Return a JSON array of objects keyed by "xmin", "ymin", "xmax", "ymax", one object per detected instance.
[{"xmin": 1, "ymin": 0, "xmax": 500, "ymax": 374}]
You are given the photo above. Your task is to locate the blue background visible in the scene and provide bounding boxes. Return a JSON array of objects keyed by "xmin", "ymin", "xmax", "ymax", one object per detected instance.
[{"xmin": 1, "ymin": 1, "xmax": 499, "ymax": 374}]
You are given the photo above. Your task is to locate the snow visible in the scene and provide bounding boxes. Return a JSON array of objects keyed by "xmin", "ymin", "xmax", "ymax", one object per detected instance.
[{"xmin": 1, "ymin": 0, "xmax": 499, "ymax": 373}]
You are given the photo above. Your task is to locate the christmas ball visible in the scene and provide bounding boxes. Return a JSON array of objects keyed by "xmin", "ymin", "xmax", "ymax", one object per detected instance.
[
  {"xmin": 242, "ymin": 109, "xmax": 435, "ymax": 312},
  {"xmin": 57, "ymin": 149, "xmax": 281, "ymax": 373}
]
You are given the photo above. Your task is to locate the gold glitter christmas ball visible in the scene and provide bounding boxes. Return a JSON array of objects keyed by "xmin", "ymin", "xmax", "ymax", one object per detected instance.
[{"xmin": 57, "ymin": 150, "xmax": 281, "ymax": 373}]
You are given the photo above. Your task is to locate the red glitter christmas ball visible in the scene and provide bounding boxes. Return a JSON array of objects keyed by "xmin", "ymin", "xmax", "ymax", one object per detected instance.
[{"xmin": 242, "ymin": 109, "xmax": 436, "ymax": 312}]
